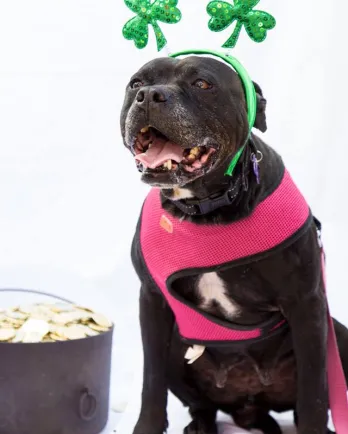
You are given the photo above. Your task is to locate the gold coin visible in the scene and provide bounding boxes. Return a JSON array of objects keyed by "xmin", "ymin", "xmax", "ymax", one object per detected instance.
[
  {"xmin": 75, "ymin": 324, "xmax": 99, "ymax": 337},
  {"xmin": 19, "ymin": 305, "xmax": 52, "ymax": 321},
  {"xmin": 13, "ymin": 318, "xmax": 50, "ymax": 343},
  {"xmin": 88, "ymin": 323, "xmax": 109, "ymax": 333},
  {"xmin": 34, "ymin": 306, "xmax": 55, "ymax": 318},
  {"xmin": 0, "ymin": 321, "xmax": 15, "ymax": 328},
  {"xmin": 73, "ymin": 305, "xmax": 94, "ymax": 313},
  {"xmin": 61, "ymin": 325, "xmax": 86, "ymax": 340},
  {"xmin": 18, "ymin": 305, "xmax": 36, "ymax": 314},
  {"xmin": 49, "ymin": 333, "xmax": 67, "ymax": 341},
  {"xmin": 5, "ymin": 311, "xmax": 27, "ymax": 320},
  {"xmin": 4, "ymin": 318, "xmax": 24, "ymax": 328},
  {"xmin": 30, "ymin": 313, "xmax": 52, "ymax": 322},
  {"xmin": 51, "ymin": 313, "xmax": 74, "ymax": 325},
  {"xmin": 53, "ymin": 326, "xmax": 66, "ymax": 337},
  {"xmin": 0, "ymin": 328, "xmax": 16, "ymax": 341},
  {"xmin": 52, "ymin": 311, "xmax": 91, "ymax": 326},
  {"xmin": 91, "ymin": 313, "xmax": 112, "ymax": 328},
  {"xmin": 50, "ymin": 303, "xmax": 74, "ymax": 313}
]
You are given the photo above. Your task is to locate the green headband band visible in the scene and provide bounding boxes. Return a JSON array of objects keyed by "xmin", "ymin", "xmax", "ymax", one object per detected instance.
[{"xmin": 169, "ymin": 49, "xmax": 257, "ymax": 176}]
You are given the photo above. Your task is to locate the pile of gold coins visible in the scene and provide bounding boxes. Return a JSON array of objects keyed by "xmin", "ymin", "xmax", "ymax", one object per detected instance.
[{"xmin": 0, "ymin": 303, "xmax": 113, "ymax": 343}]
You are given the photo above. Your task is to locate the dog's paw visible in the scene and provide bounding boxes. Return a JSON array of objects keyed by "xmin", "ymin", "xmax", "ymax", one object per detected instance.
[
  {"xmin": 132, "ymin": 427, "xmax": 166, "ymax": 434},
  {"xmin": 183, "ymin": 419, "xmax": 218, "ymax": 434},
  {"xmin": 132, "ymin": 416, "xmax": 168, "ymax": 434},
  {"xmin": 133, "ymin": 432, "xmax": 165, "ymax": 434}
]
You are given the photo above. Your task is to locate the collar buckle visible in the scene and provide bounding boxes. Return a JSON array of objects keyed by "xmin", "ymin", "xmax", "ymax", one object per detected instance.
[
  {"xmin": 173, "ymin": 177, "xmax": 242, "ymax": 216},
  {"xmin": 189, "ymin": 188, "xmax": 235, "ymax": 215}
]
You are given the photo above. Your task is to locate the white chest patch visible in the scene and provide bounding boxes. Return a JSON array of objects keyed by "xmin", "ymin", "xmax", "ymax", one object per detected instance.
[{"xmin": 197, "ymin": 272, "xmax": 239, "ymax": 318}]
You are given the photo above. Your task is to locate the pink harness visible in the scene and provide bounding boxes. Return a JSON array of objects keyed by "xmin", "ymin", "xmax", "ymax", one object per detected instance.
[
  {"xmin": 140, "ymin": 170, "xmax": 348, "ymax": 430},
  {"xmin": 140, "ymin": 170, "xmax": 309, "ymax": 342}
]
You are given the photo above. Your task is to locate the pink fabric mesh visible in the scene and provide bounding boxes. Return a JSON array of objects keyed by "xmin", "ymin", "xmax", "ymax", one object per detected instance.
[{"xmin": 140, "ymin": 170, "xmax": 310, "ymax": 342}]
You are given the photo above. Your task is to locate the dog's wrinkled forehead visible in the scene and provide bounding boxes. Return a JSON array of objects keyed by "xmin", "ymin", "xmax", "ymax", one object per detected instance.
[{"xmin": 130, "ymin": 56, "xmax": 243, "ymax": 91}]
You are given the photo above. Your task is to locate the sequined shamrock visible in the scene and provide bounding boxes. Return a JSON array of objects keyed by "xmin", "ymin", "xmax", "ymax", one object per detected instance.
[
  {"xmin": 207, "ymin": 0, "xmax": 276, "ymax": 49},
  {"xmin": 122, "ymin": 0, "xmax": 182, "ymax": 52}
]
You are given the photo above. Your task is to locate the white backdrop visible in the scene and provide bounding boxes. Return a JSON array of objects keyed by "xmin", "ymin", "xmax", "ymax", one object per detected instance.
[{"xmin": 0, "ymin": 0, "xmax": 346, "ymax": 432}]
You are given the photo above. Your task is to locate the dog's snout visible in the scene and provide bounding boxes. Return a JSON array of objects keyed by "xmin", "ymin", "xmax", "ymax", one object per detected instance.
[
  {"xmin": 149, "ymin": 87, "xmax": 168, "ymax": 103},
  {"xmin": 136, "ymin": 86, "xmax": 169, "ymax": 106}
]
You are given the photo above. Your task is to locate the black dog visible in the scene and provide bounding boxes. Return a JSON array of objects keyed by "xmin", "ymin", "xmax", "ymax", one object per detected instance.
[{"xmin": 120, "ymin": 55, "xmax": 348, "ymax": 434}]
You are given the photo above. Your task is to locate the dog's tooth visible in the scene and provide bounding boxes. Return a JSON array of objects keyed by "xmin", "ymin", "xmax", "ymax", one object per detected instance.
[
  {"xmin": 188, "ymin": 147, "xmax": 200, "ymax": 160},
  {"xmin": 140, "ymin": 126, "xmax": 149, "ymax": 133},
  {"xmin": 167, "ymin": 159, "xmax": 172, "ymax": 170},
  {"xmin": 163, "ymin": 161, "xmax": 168, "ymax": 169}
]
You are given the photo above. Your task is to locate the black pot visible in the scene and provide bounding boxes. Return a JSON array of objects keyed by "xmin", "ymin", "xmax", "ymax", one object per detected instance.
[{"xmin": 0, "ymin": 289, "xmax": 114, "ymax": 434}]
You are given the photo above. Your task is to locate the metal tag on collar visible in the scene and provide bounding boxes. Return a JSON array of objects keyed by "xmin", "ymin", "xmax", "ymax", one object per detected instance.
[{"xmin": 251, "ymin": 150, "xmax": 263, "ymax": 185}]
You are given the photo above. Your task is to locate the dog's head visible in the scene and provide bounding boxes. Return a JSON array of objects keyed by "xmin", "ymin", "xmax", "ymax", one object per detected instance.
[{"xmin": 120, "ymin": 56, "xmax": 266, "ymax": 188}]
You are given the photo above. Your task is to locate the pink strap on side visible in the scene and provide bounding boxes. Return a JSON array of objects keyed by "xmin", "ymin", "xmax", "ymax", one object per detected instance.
[{"xmin": 322, "ymin": 252, "xmax": 348, "ymax": 432}]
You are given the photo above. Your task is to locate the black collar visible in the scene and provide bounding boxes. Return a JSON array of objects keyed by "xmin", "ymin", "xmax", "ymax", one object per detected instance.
[
  {"xmin": 170, "ymin": 176, "xmax": 243, "ymax": 216},
  {"xmin": 168, "ymin": 139, "xmax": 258, "ymax": 217}
]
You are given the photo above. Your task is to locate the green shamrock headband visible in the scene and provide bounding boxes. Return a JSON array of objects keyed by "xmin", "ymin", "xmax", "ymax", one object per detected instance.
[{"xmin": 122, "ymin": 0, "xmax": 276, "ymax": 176}]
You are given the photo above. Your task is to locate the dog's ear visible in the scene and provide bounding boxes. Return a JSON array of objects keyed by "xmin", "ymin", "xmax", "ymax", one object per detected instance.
[{"xmin": 252, "ymin": 81, "xmax": 267, "ymax": 133}]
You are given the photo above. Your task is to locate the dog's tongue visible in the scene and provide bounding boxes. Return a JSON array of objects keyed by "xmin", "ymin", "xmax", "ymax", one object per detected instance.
[{"xmin": 135, "ymin": 137, "xmax": 183, "ymax": 169}]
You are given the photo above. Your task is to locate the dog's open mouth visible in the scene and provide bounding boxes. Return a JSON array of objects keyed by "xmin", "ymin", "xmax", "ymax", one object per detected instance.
[{"xmin": 133, "ymin": 126, "xmax": 217, "ymax": 174}]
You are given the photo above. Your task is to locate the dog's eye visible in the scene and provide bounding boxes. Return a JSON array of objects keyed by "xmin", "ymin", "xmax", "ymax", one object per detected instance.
[
  {"xmin": 193, "ymin": 79, "xmax": 212, "ymax": 90},
  {"xmin": 130, "ymin": 79, "xmax": 144, "ymax": 89}
]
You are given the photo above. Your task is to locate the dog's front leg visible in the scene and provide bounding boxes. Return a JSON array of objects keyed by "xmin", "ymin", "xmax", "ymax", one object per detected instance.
[
  {"xmin": 133, "ymin": 284, "xmax": 175, "ymax": 434},
  {"xmin": 283, "ymin": 292, "xmax": 328, "ymax": 434}
]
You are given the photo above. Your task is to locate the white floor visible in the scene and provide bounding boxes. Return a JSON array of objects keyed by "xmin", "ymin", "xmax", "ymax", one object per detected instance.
[
  {"xmin": 113, "ymin": 393, "xmax": 297, "ymax": 433},
  {"xmin": 102, "ymin": 411, "xmax": 122, "ymax": 433}
]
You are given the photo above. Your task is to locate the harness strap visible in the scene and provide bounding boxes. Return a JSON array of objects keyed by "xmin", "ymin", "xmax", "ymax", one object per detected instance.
[{"xmin": 322, "ymin": 252, "xmax": 348, "ymax": 432}]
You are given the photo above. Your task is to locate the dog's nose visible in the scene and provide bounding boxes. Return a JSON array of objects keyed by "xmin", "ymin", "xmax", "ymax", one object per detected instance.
[{"xmin": 136, "ymin": 86, "xmax": 168, "ymax": 106}]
